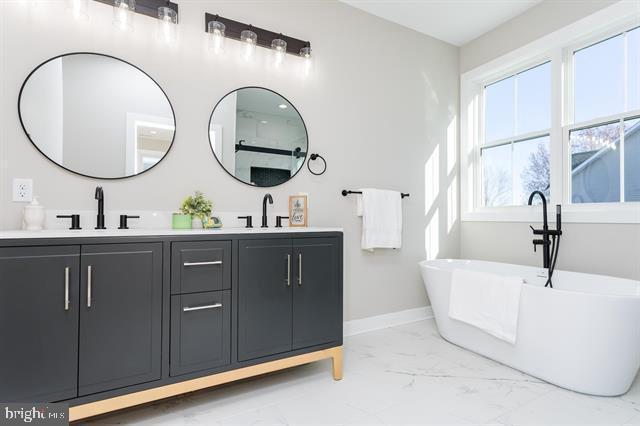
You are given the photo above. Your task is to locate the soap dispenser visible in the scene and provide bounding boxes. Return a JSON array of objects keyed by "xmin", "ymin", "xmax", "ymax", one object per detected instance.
[{"xmin": 22, "ymin": 197, "xmax": 45, "ymax": 231}]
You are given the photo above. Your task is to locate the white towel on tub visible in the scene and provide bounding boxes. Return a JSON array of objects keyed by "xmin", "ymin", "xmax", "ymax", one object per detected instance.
[{"xmin": 449, "ymin": 269, "xmax": 523, "ymax": 344}]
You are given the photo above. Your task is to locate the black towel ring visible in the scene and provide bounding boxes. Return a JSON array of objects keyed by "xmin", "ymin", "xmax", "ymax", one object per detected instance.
[{"xmin": 307, "ymin": 153, "xmax": 327, "ymax": 176}]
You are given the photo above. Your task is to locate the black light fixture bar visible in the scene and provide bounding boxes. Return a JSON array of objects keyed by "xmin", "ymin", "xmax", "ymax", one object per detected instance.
[
  {"xmin": 205, "ymin": 13, "xmax": 310, "ymax": 56},
  {"xmin": 93, "ymin": 0, "xmax": 179, "ymax": 21}
]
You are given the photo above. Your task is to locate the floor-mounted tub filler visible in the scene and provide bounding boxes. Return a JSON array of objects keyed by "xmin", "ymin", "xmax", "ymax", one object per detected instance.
[{"xmin": 420, "ymin": 259, "xmax": 640, "ymax": 396}]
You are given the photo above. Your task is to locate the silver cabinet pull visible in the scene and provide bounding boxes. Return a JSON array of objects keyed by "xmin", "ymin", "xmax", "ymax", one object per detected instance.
[
  {"xmin": 87, "ymin": 265, "xmax": 92, "ymax": 308},
  {"xmin": 298, "ymin": 253, "xmax": 302, "ymax": 286},
  {"xmin": 183, "ymin": 303, "xmax": 222, "ymax": 312},
  {"xmin": 64, "ymin": 267, "xmax": 70, "ymax": 311},
  {"xmin": 183, "ymin": 261, "xmax": 223, "ymax": 267},
  {"xmin": 286, "ymin": 254, "xmax": 291, "ymax": 287}
]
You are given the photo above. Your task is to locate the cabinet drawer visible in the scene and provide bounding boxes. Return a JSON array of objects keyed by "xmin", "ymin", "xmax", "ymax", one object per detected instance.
[
  {"xmin": 171, "ymin": 241, "xmax": 231, "ymax": 294},
  {"xmin": 170, "ymin": 290, "xmax": 231, "ymax": 376}
]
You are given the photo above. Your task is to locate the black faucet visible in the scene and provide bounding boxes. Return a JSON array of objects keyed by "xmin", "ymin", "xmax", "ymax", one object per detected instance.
[
  {"xmin": 528, "ymin": 191, "xmax": 562, "ymax": 287},
  {"xmin": 262, "ymin": 193, "xmax": 273, "ymax": 228},
  {"xmin": 95, "ymin": 186, "xmax": 106, "ymax": 229}
]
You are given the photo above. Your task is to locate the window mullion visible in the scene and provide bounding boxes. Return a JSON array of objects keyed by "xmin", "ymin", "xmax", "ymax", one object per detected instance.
[
  {"xmin": 620, "ymin": 119, "xmax": 625, "ymax": 202},
  {"xmin": 623, "ymin": 30, "xmax": 629, "ymax": 112},
  {"xmin": 550, "ymin": 49, "xmax": 564, "ymax": 206}
]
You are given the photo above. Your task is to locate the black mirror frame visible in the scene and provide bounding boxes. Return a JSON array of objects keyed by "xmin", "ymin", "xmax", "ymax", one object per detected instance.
[
  {"xmin": 17, "ymin": 52, "xmax": 177, "ymax": 180},
  {"xmin": 207, "ymin": 86, "xmax": 309, "ymax": 188}
]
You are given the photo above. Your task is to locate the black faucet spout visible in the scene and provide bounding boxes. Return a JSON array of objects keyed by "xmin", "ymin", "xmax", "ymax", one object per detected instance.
[
  {"xmin": 95, "ymin": 186, "xmax": 106, "ymax": 229},
  {"xmin": 262, "ymin": 194, "xmax": 273, "ymax": 228}
]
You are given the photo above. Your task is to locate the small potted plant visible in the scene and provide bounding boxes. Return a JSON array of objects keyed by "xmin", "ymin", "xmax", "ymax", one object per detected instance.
[{"xmin": 173, "ymin": 191, "xmax": 213, "ymax": 229}]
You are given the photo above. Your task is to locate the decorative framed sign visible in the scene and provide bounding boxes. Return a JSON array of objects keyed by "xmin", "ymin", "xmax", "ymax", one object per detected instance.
[{"xmin": 289, "ymin": 195, "xmax": 308, "ymax": 227}]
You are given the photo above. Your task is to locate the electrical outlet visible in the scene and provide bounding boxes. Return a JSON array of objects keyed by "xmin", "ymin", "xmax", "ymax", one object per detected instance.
[{"xmin": 12, "ymin": 178, "xmax": 33, "ymax": 202}]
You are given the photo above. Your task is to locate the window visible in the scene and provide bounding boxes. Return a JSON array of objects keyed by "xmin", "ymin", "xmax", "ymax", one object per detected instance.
[
  {"xmin": 461, "ymin": 5, "xmax": 639, "ymax": 223},
  {"xmin": 569, "ymin": 26, "xmax": 640, "ymax": 204},
  {"xmin": 482, "ymin": 62, "xmax": 551, "ymax": 206}
]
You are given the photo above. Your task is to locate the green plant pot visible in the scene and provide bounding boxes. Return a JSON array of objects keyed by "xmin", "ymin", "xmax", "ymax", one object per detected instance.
[{"xmin": 172, "ymin": 213, "xmax": 192, "ymax": 229}]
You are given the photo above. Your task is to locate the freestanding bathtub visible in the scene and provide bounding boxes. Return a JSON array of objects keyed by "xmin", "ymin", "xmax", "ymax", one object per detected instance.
[{"xmin": 419, "ymin": 259, "xmax": 640, "ymax": 396}]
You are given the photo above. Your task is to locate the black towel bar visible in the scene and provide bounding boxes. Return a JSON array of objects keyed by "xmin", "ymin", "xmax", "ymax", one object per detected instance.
[{"xmin": 341, "ymin": 190, "xmax": 409, "ymax": 198}]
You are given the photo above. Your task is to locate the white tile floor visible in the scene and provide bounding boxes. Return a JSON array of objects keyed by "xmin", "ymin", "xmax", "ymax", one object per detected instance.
[{"xmin": 89, "ymin": 319, "xmax": 640, "ymax": 425}]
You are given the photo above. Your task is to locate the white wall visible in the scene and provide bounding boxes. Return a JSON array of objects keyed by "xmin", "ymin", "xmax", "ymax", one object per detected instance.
[
  {"xmin": 0, "ymin": 1, "xmax": 460, "ymax": 321},
  {"xmin": 211, "ymin": 90, "xmax": 236, "ymax": 174},
  {"xmin": 459, "ymin": 0, "xmax": 640, "ymax": 281},
  {"xmin": 460, "ymin": 0, "xmax": 619, "ymax": 73}
]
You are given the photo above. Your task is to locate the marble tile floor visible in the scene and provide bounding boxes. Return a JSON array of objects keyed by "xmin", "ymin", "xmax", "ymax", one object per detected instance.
[{"xmin": 88, "ymin": 319, "xmax": 640, "ymax": 425}]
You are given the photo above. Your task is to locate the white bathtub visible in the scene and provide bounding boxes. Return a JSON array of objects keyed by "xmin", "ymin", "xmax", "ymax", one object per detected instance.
[{"xmin": 419, "ymin": 259, "xmax": 640, "ymax": 396}]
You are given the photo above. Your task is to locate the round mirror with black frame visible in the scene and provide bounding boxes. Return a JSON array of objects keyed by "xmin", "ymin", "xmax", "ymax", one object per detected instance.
[
  {"xmin": 18, "ymin": 52, "xmax": 176, "ymax": 180},
  {"xmin": 208, "ymin": 87, "xmax": 308, "ymax": 187}
]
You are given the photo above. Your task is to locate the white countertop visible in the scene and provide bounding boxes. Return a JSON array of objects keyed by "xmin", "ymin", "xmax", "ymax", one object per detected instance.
[{"xmin": 0, "ymin": 227, "xmax": 343, "ymax": 240}]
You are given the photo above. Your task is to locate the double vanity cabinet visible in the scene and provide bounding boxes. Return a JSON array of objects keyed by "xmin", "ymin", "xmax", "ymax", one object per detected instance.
[{"xmin": 0, "ymin": 228, "xmax": 343, "ymax": 421}]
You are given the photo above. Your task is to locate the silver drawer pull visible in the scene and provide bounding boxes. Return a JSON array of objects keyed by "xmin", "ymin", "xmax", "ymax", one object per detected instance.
[
  {"xmin": 183, "ymin": 303, "xmax": 222, "ymax": 312},
  {"xmin": 183, "ymin": 261, "xmax": 223, "ymax": 267},
  {"xmin": 87, "ymin": 265, "xmax": 92, "ymax": 308},
  {"xmin": 286, "ymin": 254, "xmax": 291, "ymax": 287},
  {"xmin": 64, "ymin": 267, "xmax": 70, "ymax": 311},
  {"xmin": 298, "ymin": 253, "xmax": 302, "ymax": 286}
]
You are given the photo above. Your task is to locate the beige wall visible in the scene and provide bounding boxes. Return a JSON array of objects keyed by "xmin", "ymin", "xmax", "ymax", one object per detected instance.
[
  {"xmin": 459, "ymin": 0, "xmax": 640, "ymax": 281},
  {"xmin": 0, "ymin": 1, "xmax": 460, "ymax": 320},
  {"xmin": 460, "ymin": 0, "xmax": 620, "ymax": 73}
]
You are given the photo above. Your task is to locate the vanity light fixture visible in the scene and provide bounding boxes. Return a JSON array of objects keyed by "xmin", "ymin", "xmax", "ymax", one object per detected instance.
[
  {"xmin": 271, "ymin": 36, "xmax": 287, "ymax": 66},
  {"xmin": 93, "ymin": 0, "xmax": 179, "ymax": 31},
  {"xmin": 207, "ymin": 17, "xmax": 226, "ymax": 54},
  {"xmin": 240, "ymin": 27, "xmax": 258, "ymax": 59},
  {"xmin": 204, "ymin": 13, "xmax": 311, "ymax": 62},
  {"xmin": 113, "ymin": 0, "xmax": 135, "ymax": 31},
  {"xmin": 67, "ymin": 0, "xmax": 89, "ymax": 20},
  {"xmin": 157, "ymin": 6, "xmax": 177, "ymax": 43},
  {"xmin": 278, "ymin": 104, "xmax": 288, "ymax": 109}
]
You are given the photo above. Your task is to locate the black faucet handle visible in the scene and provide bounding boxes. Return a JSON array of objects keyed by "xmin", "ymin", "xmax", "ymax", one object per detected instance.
[
  {"xmin": 238, "ymin": 216, "xmax": 253, "ymax": 228},
  {"xmin": 275, "ymin": 216, "xmax": 289, "ymax": 228},
  {"xmin": 57, "ymin": 214, "xmax": 81, "ymax": 230},
  {"xmin": 118, "ymin": 215, "xmax": 139, "ymax": 230}
]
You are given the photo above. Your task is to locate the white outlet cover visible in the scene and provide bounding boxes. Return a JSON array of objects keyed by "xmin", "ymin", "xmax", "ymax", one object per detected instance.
[{"xmin": 12, "ymin": 178, "xmax": 33, "ymax": 202}]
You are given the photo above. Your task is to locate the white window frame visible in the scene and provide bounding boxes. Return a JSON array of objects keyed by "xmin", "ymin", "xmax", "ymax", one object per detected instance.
[{"xmin": 461, "ymin": 2, "xmax": 640, "ymax": 224}]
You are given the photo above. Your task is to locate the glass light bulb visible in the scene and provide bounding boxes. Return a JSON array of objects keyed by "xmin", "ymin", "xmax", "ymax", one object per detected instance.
[
  {"xmin": 207, "ymin": 20, "xmax": 226, "ymax": 54},
  {"xmin": 271, "ymin": 38, "xmax": 287, "ymax": 66},
  {"xmin": 157, "ymin": 6, "xmax": 177, "ymax": 43},
  {"xmin": 113, "ymin": 0, "xmax": 135, "ymax": 31},
  {"xmin": 241, "ymin": 29, "xmax": 257, "ymax": 60}
]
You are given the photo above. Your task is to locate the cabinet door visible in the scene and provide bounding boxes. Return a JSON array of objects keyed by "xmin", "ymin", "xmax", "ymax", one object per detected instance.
[
  {"xmin": 292, "ymin": 238, "xmax": 341, "ymax": 350},
  {"xmin": 170, "ymin": 290, "xmax": 231, "ymax": 376},
  {"xmin": 0, "ymin": 246, "xmax": 80, "ymax": 402},
  {"xmin": 78, "ymin": 243, "xmax": 162, "ymax": 396},
  {"xmin": 238, "ymin": 239, "xmax": 292, "ymax": 361}
]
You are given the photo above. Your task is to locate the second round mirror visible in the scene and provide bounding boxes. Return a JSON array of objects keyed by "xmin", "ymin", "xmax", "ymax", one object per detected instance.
[{"xmin": 209, "ymin": 87, "xmax": 308, "ymax": 187}]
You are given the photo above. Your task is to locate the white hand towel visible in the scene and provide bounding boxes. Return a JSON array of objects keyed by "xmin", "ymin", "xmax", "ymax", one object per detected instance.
[
  {"xmin": 448, "ymin": 269, "xmax": 523, "ymax": 344},
  {"xmin": 360, "ymin": 188, "xmax": 402, "ymax": 250}
]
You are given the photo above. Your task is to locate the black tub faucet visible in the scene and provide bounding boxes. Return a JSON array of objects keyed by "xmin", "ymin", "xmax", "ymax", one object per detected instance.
[
  {"xmin": 527, "ymin": 191, "xmax": 562, "ymax": 287},
  {"xmin": 95, "ymin": 186, "xmax": 106, "ymax": 229},
  {"xmin": 262, "ymin": 193, "xmax": 273, "ymax": 228}
]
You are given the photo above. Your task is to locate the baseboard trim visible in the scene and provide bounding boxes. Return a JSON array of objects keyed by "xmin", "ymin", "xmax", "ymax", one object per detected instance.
[{"xmin": 344, "ymin": 306, "xmax": 434, "ymax": 337}]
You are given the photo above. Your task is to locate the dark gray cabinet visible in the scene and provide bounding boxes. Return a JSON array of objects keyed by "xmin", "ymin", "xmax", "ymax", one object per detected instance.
[
  {"xmin": 293, "ymin": 238, "xmax": 342, "ymax": 350},
  {"xmin": 0, "ymin": 246, "xmax": 80, "ymax": 402},
  {"xmin": 170, "ymin": 290, "xmax": 231, "ymax": 376},
  {"xmin": 238, "ymin": 239, "xmax": 294, "ymax": 361},
  {"xmin": 238, "ymin": 237, "xmax": 341, "ymax": 362},
  {"xmin": 0, "ymin": 231, "xmax": 342, "ymax": 411},
  {"xmin": 78, "ymin": 243, "xmax": 162, "ymax": 396}
]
